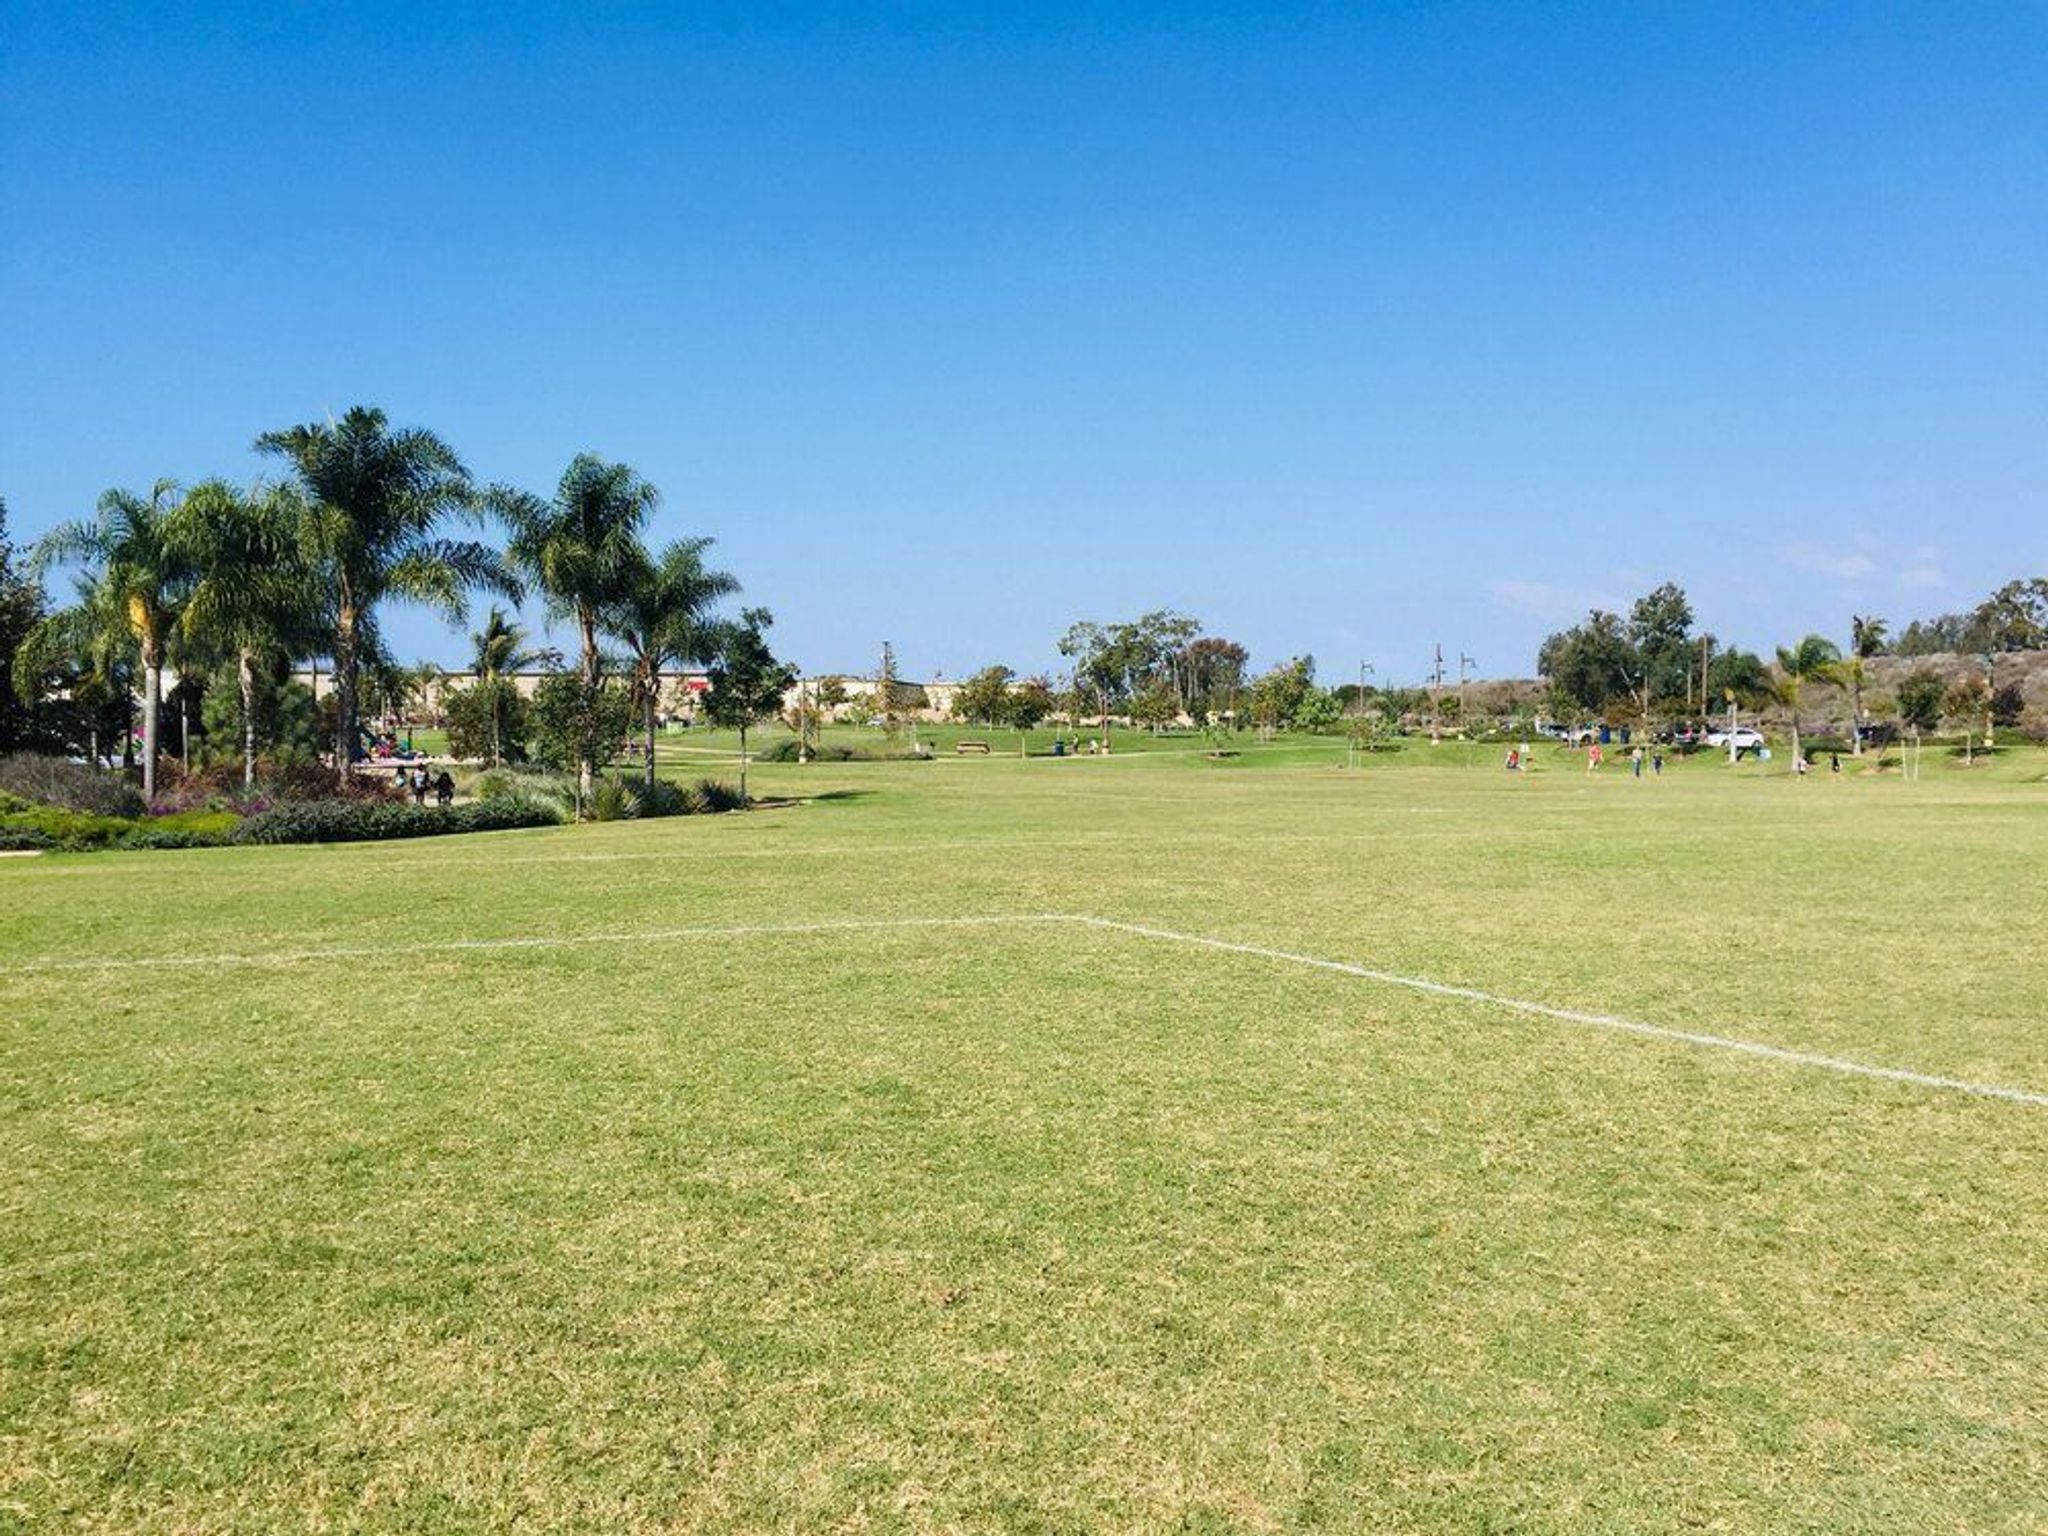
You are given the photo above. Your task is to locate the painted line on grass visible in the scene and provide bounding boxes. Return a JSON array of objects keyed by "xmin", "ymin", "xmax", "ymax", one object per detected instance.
[
  {"xmin": 5, "ymin": 911, "xmax": 2039, "ymax": 1108},
  {"xmin": 1070, "ymin": 917, "xmax": 2048, "ymax": 1109}
]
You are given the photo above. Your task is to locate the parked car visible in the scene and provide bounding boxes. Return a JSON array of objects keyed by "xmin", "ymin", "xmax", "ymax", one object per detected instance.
[{"xmin": 1704, "ymin": 726, "xmax": 1765, "ymax": 750}]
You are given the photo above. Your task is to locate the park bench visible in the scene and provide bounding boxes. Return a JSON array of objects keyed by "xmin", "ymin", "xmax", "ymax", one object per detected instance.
[{"xmin": 955, "ymin": 740, "xmax": 991, "ymax": 755}]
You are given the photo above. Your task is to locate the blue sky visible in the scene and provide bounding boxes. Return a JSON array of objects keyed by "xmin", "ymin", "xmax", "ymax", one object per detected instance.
[{"xmin": 3, "ymin": 3, "xmax": 2043, "ymax": 683}]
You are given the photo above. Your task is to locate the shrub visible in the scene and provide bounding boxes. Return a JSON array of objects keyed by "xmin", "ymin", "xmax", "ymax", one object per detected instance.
[
  {"xmin": 0, "ymin": 806, "xmax": 236, "ymax": 852},
  {"xmin": 638, "ymin": 779, "xmax": 689, "ymax": 817},
  {"xmin": 230, "ymin": 797, "xmax": 563, "ymax": 846},
  {"xmin": 0, "ymin": 753, "xmax": 146, "ymax": 817},
  {"xmin": 693, "ymin": 778, "xmax": 746, "ymax": 812},
  {"xmin": 473, "ymin": 766, "xmax": 578, "ymax": 819},
  {"xmin": 588, "ymin": 777, "xmax": 640, "ymax": 821},
  {"xmin": 753, "ymin": 739, "xmax": 925, "ymax": 763},
  {"xmin": 0, "ymin": 826, "xmax": 53, "ymax": 852}
]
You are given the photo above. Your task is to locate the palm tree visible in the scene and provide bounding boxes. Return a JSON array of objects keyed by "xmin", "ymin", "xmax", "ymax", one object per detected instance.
[
  {"xmin": 29, "ymin": 481, "xmax": 195, "ymax": 800},
  {"xmin": 493, "ymin": 455, "xmax": 658, "ymax": 795},
  {"xmin": 604, "ymin": 538, "xmax": 739, "ymax": 786},
  {"xmin": 467, "ymin": 607, "xmax": 555, "ymax": 766},
  {"xmin": 1773, "ymin": 633, "xmax": 1843, "ymax": 774},
  {"xmin": 14, "ymin": 571, "xmax": 133, "ymax": 769},
  {"xmin": 166, "ymin": 481, "xmax": 323, "ymax": 786},
  {"xmin": 1843, "ymin": 615, "xmax": 1888, "ymax": 755},
  {"xmin": 256, "ymin": 406, "xmax": 513, "ymax": 775}
]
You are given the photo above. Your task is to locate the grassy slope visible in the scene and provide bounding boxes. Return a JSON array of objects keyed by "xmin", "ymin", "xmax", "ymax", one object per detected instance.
[{"xmin": 2, "ymin": 752, "xmax": 2043, "ymax": 1533}]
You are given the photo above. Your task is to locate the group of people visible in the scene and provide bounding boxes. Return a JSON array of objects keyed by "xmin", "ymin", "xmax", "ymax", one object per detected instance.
[
  {"xmin": 1504, "ymin": 741, "xmax": 1672, "ymax": 777},
  {"xmin": 364, "ymin": 730, "xmax": 424, "ymax": 762},
  {"xmin": 405, "ymin": 766, "xmax": 457, "ymax": 807}
]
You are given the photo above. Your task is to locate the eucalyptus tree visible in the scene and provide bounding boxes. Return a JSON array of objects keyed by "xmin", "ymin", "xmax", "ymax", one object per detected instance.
[
  {"xmin": 493, "ymin": 455, "xmax": 659, "ymax": 794},
  {"xmin": 29, "ymin": 481, "xmax": 195, "ymax": 799},
  {"xmin": 1773, "ymin": 633, "xmax": 1843, "ymax": 771},
  {"xmin": 604, "ymin": 537, "xmax": 739, "ymax": 786},
  {"xmin": 256, "ymin": 406, "xmax": 511, "ymax": 774},
  {"xmin": 166, "ymin": 480, "xmax": 323, "ymax": 785}
]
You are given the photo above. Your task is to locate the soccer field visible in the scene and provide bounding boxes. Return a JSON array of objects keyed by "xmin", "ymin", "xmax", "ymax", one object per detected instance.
[{"xmin": 3, "ymin": 751, "xmax": 2044, "ymax": 1533}]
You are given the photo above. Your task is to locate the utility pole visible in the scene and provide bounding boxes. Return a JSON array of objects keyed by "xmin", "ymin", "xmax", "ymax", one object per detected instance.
[
  {"xmin": 1429, "ymin": 644, "xmax": 1445, "ymax": 744},
  {"xmin": 1458, "ymin": 653, "xmax": 1476, "ymax": 733}
]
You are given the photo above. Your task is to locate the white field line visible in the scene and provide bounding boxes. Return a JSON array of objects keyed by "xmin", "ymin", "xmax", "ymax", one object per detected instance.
[
  {"xmin": 1070, "ymin": 917, "xmax": 2048, "ymax": 1109},
  {"xmin": 4, "ymin": 911, "xmax": 2039, "ymax": 1108}
]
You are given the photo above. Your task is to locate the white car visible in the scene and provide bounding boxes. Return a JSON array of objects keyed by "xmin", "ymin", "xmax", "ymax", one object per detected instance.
[{"xmin": 1704, "ymin": 726, "xmax": 1765, "ymax": 750}]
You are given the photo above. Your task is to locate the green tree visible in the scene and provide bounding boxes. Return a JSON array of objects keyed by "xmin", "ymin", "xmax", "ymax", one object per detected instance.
[
  {"xmin": 199, "ymin": 659, "xmax": 321, "ymax": 772},
  {"xmin": 444, "ymin": 678, "xmax": 530, "ymax": 764},
  {"xmin": 1538, "ymin": 611, "xmax": 1636, "ymax": 716},
  {"xmin": 166, "ymin": 480, "xmax": 323, "ymax": 785},
  {"xmin": 467, "ymin": 607, "xmax": 554, "ymax": 766},
  {"xmin": 952, "ymin": 664, "xmax": 1016, "ymax": 728},
  {"xmin": 1010, "ymin": 675, "xmax": 1054, "ymax": 734},
  {"xmin": 257, "ymin": 406, "xmax": 508, "ymax": 775},
  {"xmin": 1247, "ymin": 658, "xmax": 1313, "ymax": 731},
  {"xmin": 1183, "ymin": 636, "xmax": 1249, "ymax": 721},
  {"xmin": 529, "ymin": 673, "xmax": 633, "ymax": 796},
  {"xmin": 705, "ymin": 607, "xmax": 795, "ymax": 803},
  {"xmin": 1706, "ymin": 648, "xmax": 1772, "ymax": 713},
  {"xmin": 1626, "ymin": 582, "xmax": 1696, "ymax": 708},
  {"xmin": 1129, "ymin": 678, "xmax": 1178, "ymax": 731},
  {"xmin": 1965, "ymin": 579, "xmax": 2048, "ymax": 653},
  {"xmin": 1773, "ymin": 634, "xmax": 1842, "ymax": 770},
  {"xmin": 0, "ymin": 498, "xmax": 58, "ymax": 754},
  {"xmin": 605, "ymin": 537, "xmax": 738, "ymax": 786},
  {"xmin": 1896, "ymin": 669, "xmax": 1944, "ymax": 737},
  {"xmin": 28, "ymin": 480, "xmax": 195, "ymax": 800},
  {"xmin": 494, "ymin": 455, "xmax": 658, "ymax": 794}
]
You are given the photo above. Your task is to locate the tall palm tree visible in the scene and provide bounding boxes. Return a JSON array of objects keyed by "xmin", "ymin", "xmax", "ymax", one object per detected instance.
[
  {"xmin": 468, "ymin": 607, "xmax": 555, "ymax": 766},
  {"xmin": 166, "ymin": 480, "xmax": 323, "ymax": 786},
  {"xmin": 256, "ymin": 406, "xmax": 513, "ymax": 775},
  {"xmin": 604, "ymin": 537, "xmax": 739, "ymax": 786},
  {"xmin": 1843, "ymin": 615, "xmax": 1888, "ymax": 755},
  {"xmin": 492, "ymin": 455, "xmax": 658, "ymax": 794},
  {"xmin": 29, "ymin": 481, "xmax": 195, "ymax": 800},
  {"xmin": 1773, "ymin": 633, "xmax": 1843, "ymax": 774}
]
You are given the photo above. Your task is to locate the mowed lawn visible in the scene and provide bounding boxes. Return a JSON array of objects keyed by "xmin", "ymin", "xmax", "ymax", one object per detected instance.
[{"xmin": 2, "ymin": 752, "xmax": 2044, "ymax": 1533}]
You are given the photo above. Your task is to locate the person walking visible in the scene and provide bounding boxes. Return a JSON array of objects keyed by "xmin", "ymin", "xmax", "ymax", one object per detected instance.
[
  {"xmin": 1652, "ymin": 749, "xmax": 1664, "ymax": 776},
  {"xmin": 1630, "ymin": 745, "xmax": 1644, "ymax": 778},
  {"xmin": 434, "ymin": 769, "xmax": 455, "ymax": 808}
]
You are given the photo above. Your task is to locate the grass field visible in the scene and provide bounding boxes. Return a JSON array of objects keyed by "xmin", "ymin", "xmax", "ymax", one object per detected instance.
[{"xmin": 3, "ymin": 747, "xmax": 2045, "ymax": 1532}]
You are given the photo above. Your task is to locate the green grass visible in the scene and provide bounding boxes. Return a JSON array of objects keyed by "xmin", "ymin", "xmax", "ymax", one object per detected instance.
[{"xmin": 3, "ymin": 750, "xmax": 2044, "ymax": 1532}]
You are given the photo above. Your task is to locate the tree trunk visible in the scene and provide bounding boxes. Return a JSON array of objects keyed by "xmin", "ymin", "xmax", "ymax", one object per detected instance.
[
  {"xmin": 239, "ymin": 649, "xmax": 258, "ymax": 788},
  {"xmin": 578, "ymin": 607, "xmax": 600, "ymax": 801},
  {"xmin": 140, "ymin": 656, "xmax": 161, "ymax": 803},
  {"xmin": 644, "ymin": 690, "xmax": 658, "ymax": 788},
  {"xmin": 738, "ymin": 723, "xmax": 749, "ymax": 803},
  {"xmin": 1850, "ymin": 677, "xmax": 1863, "ymax": 755},
  {"xmin": 334, "ymin": 598, "xmax": 359, "ymax": 783}
]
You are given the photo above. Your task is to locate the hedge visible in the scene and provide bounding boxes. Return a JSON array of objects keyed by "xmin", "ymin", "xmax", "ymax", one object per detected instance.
[
  {"xmin": 229, "ymin": 797, "xmax": 564, "ymax": 846},
  {"xmin": 0, "ymin": 807, "xmax": 239, "ymax": 852}
]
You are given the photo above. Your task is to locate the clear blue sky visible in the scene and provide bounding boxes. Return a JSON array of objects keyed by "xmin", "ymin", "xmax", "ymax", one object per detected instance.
[{"xmin": 3, "ymin": 2, "xmax": 2043, "ymax": 684}]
